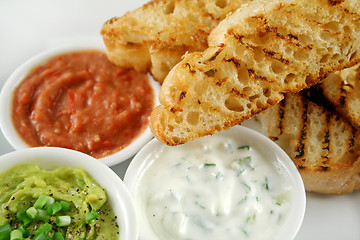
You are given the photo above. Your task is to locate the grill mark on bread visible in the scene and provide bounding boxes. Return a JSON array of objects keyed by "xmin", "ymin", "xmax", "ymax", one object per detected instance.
[
  {"xmin": 295, "ymin": 102, "xmax": 308, "ymax": 159},
  {"xmin": 179, "ymin": 91, "xmax": 187, "ymax": 100},
  {"xmin": 247, "ymin": 68, "xmax": 269, "ymax": 81},
  {"xmin": 328, "ymin": 0, "xmax": 345, "ymax": 5},
  {"xmin": 185, "ymin": 62, "xmax": 196, "ymax": 73},
  {"xmin": 225, "ymin": 57, "xmax": 241, "ymax": 69},
  {"xmin": 262, "ymin": 49, "xmax": 290, "ymax": 65},
  {"xmin": 322, "ymin": 113, "xmax": 331, "ymax": 162},
  {"xmin": 278, "ymin": 98, "xmax": 285, "ymax": 135}
]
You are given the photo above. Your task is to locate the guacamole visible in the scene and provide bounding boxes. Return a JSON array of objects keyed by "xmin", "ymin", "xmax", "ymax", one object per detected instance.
[{"xmin": 0, "ymin": 164, "xmax": 119, "ymax": 239}]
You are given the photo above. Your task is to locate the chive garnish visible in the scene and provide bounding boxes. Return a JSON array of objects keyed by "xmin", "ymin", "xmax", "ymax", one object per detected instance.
[
  {"xmin": 238, "ymin": 145, "xmax": 250, "ymax": 150},
  {"xmin": 204, "ymin": 163, "xmax": 216, "ymax": 167}
]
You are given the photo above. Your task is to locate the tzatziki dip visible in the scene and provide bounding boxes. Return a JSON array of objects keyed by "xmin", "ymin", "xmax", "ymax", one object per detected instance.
[{"xmin": 129, "ymin": 126, "xmax": 302, "ymax": 240}]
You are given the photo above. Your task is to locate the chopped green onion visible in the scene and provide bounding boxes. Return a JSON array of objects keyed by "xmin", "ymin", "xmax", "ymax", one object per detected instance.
[
  {"xmin": 84, "ymin": 210, "xmax": 99, "ymax": 224},
  {"xmin": 17, "ymin": 226, "xmax": 29, "ymax": 238},
  {"xmin": 10, "ymin": 229, "xmax": 22, "ymax": 240},
  {"xmin": 0, "ymin": 224, "xmax": 11, "ymax": 240},
  {"xmin": 33, "ymin": 232, "xmax": 51, "ymax": 240},
  {"xmin": 16, "ymin": 209, "xmax": 32, "ymax": 226},
  {"xmin": 46, "ymin": 202, "xmax": 62, "ymax": 215},
  {"xmin": 34, "ymin": 223, "xmax": 52, "ymax": 237},
  {"xmin": 52, "ymin": 232, "xmax": 64, "ymax": 240},
  {"xmin": 35, "ymin": 209, "xmax": 50, "ymax": 222},
  {"xmin": 26, "ymin": 207, "xmax": 38, "ymax": 219},
  {"xmin": 34, "ymin": 195, "xmax": 52, "ymax": 209},
  {"xmin": 44, "ymin": 197, "xmax": 55, "ymax": 209},
  {"xmin": 59, "ymin": 201, "xmax": 70, "ymax": 213},
  {"xmin": 56, "ymin": 216, "xmax": 71, "ymax": 227}
]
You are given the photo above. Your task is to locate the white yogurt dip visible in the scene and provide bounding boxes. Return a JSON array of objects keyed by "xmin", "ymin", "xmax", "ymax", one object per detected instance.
[{"xmin": 133, "ymin": 127, "xmax": 296, "ymax": 240}]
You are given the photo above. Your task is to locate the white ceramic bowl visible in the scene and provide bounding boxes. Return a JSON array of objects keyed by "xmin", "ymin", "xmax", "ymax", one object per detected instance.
[
  {"xmin": 0, "ymin": 146, "xmax": 138, "ymax": 240},
  {"xmin": 0, "ymin": 42, "xmax": 160, "ymax": 166},
  {"xmin": 124, "ymin": 125, "xmax": 306, "ymax": 240}
]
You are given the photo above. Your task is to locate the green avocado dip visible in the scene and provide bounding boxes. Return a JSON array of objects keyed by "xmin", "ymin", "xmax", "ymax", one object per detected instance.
[{"xmin": 0, "ymin": 163, "xmax": 119, "ymax": 240}]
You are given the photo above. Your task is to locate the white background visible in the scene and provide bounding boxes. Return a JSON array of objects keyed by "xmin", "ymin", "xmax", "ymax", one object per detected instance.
[{"xmin": 1, "ymin": 1, "xmax": 360, "ymax": 239}]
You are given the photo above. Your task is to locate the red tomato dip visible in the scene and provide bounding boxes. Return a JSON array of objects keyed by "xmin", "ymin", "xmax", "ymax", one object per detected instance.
[{"xmin": 12, "ymin": 50, "xmax": 154, "ymax": 159}]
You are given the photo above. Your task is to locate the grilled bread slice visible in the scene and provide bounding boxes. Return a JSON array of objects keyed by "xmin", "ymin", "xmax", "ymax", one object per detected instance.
[
  {"xmin": 257, "ymin": 93, "xmax": 360, "ymax": 195},
  {"xmin": 101, "ymin": 0, "xmax": 250, "ymax": 83},
  {"xmin": 320, "ymin": 63, "xmax": 360, "ymax": 128},
  {"xmin": 150, "ymin": 0, "xmax": 360, "ymax": 146}
]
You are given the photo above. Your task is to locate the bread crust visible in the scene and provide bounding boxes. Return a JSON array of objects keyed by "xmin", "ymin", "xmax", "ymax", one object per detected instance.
[{"xmin": 320, "ymin": 64, "xmax": 360, "ymax": 128}]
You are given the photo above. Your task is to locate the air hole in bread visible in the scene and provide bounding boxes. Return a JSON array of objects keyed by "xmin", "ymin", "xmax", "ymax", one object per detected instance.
[
  {"xmin": 237, "ymin": 65, "xmax": 249, "ymax": 82},
  {"xmin": 247, "ymin": 103, "xmax": 252, "ymax": 109},
  {"xmin": 343, "ymin": 25, "xmax": 351, "ymax": 34},
  {"xmin": 284, "ymin": 73, "xmax": 295, "ymax": 84},
  {"xmin": 164, "ymin": 1, "xmax": 175, "ymax": 14},
  {"xmin": 293, "ymin": 50, "xmax": 309, "ymax": 61},
  {"xmin": 216, "ymin": 0, "xmax": 227, "ymax": 8},
  {"xmin": 204, "ymin": 69, "xmax": 215, "ymax": 77},
  {"xmin": 257, "ymin": 34, "xmax": 271, "ymax": 45},
  {"xmin": 285, "ymin": 47, "xmax": 293, "ymax": 55},
  {"xmin": 267, "ymin": 97, "xmax": 277, "ymax": 105},
  {"xmin": 168, "ymin": 124, "xmax": 174, "ymax": 132},
  {"xmin": 249, "ymin": 94, "xmax": 259, "ymax": 102},
  {"xmin": 242, "ymin": 86, "xmax": 252, "ymax": 95},
  {"xmin": 320, "ymin": 31, "xmax": 332, "ymax": 41},
  {"xmin": 331, "ymin": 53, "xmax": 340, "ymax": 60},
  {"xmin": 271, "ymin": 60, "xmax": 284, "ymax": 74},
  {"xmin": 254, "ymin": 47, "xmax": 265, "ymax": 62},
  {"xmin": 172, "ymin": 136, "xmax": 180, "ymax": 143},
  {"xmin": 256, "ymin": 100, "xmax": 265, "ymax": 109},
  {"xmin": 263, "ymin": 88, "xmax": 271, "ymax": 97},
  {"xmin": 305, "ymin": 75, "xmax": 314, "ymax": 86},
  {"xmin": 186, "ymin": 111, "xmax": 199, "ymax": 125},
  {"xmin": 298, "ymin": 34, "xmax": 312, "ymax": 46},
  {"xmin": 225, "ymin": 97, "xmax": 244, "ymax": 112},
  {"xmin": 322, "ymin": 21, "xmax": 340, "ymax": 32},
  {"xmin": 320, "ymin": 54, "xmax": 330, "ymax": 63}
]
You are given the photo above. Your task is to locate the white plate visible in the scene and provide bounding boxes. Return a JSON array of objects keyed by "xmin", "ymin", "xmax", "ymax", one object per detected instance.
[{"xmin": 1, "ymin": 1, "xmax": 360, "ymax": 239}]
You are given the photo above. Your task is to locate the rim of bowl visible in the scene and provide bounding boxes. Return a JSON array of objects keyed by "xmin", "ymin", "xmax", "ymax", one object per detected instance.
[
  {"xmin": 0, "ymin": 42, "xmax": 160, "ymax": 167},
  {"xmin": 0, "ymin": 146, "xmax": 138, "ymax": 240},
  {"xmin": 124, "ymin": 125, "xmax": 306, "ymax": 240}
]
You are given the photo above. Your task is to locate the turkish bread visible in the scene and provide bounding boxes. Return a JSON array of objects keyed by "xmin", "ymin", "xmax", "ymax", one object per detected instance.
[
  {"xmin": 320, "ymin": 63, "xmax": 360, "ymax": 128},
  {"xmin": 257, "ymin": 93, "xmax": 360, "ymax": 195},
  {"xmin": 150, "ymin": 0, "xmax": 360, "ymax": 146},
  {"xmin": 101, "ymin": 0, "xmax": 251, "ymax": 83}
]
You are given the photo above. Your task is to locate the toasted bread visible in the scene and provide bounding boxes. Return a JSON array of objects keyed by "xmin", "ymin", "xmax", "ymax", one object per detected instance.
[
  {"xmin": 320, "ymin": 63, "xmax": 360, "ymax": 128},
  {"xmin": 257, "ymin": 93, "xmax": 360, "ymax": 194},
  {"xmin": 101, "ymin": 0, "xmax": 250, "ymax": 83},
  {"xmin": 150, "ymin": 0, "xmax": 360, "ymax": 146}
]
